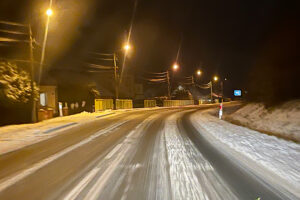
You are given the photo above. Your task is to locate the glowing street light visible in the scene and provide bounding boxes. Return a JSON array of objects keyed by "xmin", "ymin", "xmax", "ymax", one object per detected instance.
[
  {"xmin": 213, "ymin": 76, "xmax": 218, "ymax": 81},
  {"xmin": 123, "ymin": 43, "xmax": 131, "ymax": 51},
  {"xmin": 196, "ymin": 70, "xmax": 202, "ymax": 76},
  {"xmin": 39, "ymin": 7, "xmax": 53, "ymax": 83},
  {"xmin": 46, "ymin": 8, "xmax": 53, "ymax": 16},
  {"xmin": 172, "ymin": 63, "xmax": 179, "ymax": 71}
]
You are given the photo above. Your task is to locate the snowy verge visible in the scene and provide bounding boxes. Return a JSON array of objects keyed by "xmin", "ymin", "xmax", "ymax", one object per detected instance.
[
  {"xmin": 225, "ymin": 100, "xmax": 300, "ymax": 142},
  {"xmin": 0, "ymin": 111, "xmax": 115, "ymax": 155},
  {"xmin": 191, "ymin": 109, "xmax": 300, "ymax": 198}
]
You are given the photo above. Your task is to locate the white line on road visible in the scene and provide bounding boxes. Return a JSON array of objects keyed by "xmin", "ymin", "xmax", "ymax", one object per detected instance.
[
  {"xmin": 105, "ymin": 144, "xmax": 122, "ymax": 160},
  {"xmin": 0, "ymin": 120, "xmax": 128, "ymax": 193},
  {"xmin": 64, "ymin": 168, "xmax": 99, "ymax": 200}
]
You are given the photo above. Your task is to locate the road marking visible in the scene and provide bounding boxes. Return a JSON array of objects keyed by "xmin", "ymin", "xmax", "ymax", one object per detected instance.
[
  {"xmin": 0, "ymin": 120, "xmax": 128, "ymax": 193},
  {"xmin": 105, "ymin": 144, "xmax": 122, "ymax": 159},
  {"xmin": 64, "ymin": 168, "xmax": 99, "ymax": 200}
]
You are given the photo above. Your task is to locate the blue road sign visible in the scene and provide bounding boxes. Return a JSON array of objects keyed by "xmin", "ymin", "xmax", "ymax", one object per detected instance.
[{"xmin": 234, "ymin": 90, "xmax": 242, "ymax": 96}]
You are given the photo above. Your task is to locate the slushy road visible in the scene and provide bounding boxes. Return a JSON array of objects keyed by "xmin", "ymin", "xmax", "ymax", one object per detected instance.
[{"xmin": 0, "ymin": 106, "xmax": 293, "ymax": 200}]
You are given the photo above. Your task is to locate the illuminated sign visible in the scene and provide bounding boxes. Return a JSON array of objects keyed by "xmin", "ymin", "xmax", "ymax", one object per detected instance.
[{"xmin": 234, "ymin": 90, "xmax": 242, "ymax": 96}]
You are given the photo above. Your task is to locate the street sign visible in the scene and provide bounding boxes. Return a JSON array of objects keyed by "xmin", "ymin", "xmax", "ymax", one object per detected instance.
[
  {"xmin": 234, "ymin": 90, "xmax": 242, "ymax": 96},
  {"xmin": 219, "ymin": 103, "xmax": 223, "ymax": 119},
  {"xmin": 59, "ymin": 102, "xmax": 63, "ymax": 117}
]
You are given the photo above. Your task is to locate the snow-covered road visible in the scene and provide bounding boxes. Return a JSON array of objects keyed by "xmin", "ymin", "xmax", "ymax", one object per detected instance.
[
  {"xmin": 62, "ymin": 109, "xmax": 237, "ymax": 200},
  {"xmin": 0, "ymin": 105, "xmax": 298, "ymax": 199}
]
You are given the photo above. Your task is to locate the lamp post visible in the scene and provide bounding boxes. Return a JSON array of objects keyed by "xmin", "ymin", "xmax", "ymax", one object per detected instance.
[
  {"xmin": 39, "ymin": 2, "xmax": 53, "ymax": 83},
  {"xmin": 167, "ymin": 63, "xmax": 180, "ymax": 99},
  {"xmin": 210, "ymin": 76, "xmax": 219, "ymax": 103},
  {"xmin": 113, "ymin": 43, "xmax": 131, "ymax": 109},
  {"xmin": 193, "ymin": 69, "xmax": 202, "ymax": 86}
]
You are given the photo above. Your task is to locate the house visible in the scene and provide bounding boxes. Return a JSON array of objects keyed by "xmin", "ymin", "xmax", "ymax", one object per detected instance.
[{"xmin": 39, "ymin": 85, "xmax": 58, "ymax": 114}]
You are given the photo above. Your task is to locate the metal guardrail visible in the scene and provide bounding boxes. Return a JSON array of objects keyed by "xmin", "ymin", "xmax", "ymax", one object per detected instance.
[
  {"xmin": 144, "ymin": 100, "xmax": 156, "ymax": 108},
  {"xmin": 163, "ymin": 100, "xmax": 194, "ymax": 107},
  {"xmin": 95, "ymin": 99, "xmax": 114, "ymax": 111},
  {"xmin": 95, "ymin": 99, "xmax": 133, "ymax": 111},
  {"xmin": 96, "ymin": 99, "xmax": 194, "ymax": 110},
  {"xmin": 116, "ymin": 99, "xmax": 133, "ymax": 109}
]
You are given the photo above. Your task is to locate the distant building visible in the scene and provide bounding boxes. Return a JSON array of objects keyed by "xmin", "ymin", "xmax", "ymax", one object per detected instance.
[{"xmin": 39, "ymin": 85, "xmax": 58, "ymax": 114}]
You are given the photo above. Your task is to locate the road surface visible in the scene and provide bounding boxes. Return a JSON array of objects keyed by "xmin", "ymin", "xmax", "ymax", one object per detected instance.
[{"xmin": 0, "ymin": 106, "xmax": 295, "ymax": 200}]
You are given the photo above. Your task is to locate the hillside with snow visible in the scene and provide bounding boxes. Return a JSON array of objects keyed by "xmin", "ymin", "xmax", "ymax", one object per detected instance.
[{"xmin": 226, "ymin": 100, "xmax": 300, "ymax": 142}]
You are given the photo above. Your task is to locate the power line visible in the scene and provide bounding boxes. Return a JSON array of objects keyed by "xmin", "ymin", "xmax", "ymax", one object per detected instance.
[
  {"xmin": 0, "ymin": 29, "xmax": 27, "ymax": 35},
  {"xmin": 0, "ymin": 20, "xmax": 28, "ymax": 27}
]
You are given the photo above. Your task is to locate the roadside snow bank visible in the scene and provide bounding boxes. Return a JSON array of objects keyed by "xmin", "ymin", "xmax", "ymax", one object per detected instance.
[
  {"xmin": 0, "ymin": 111, "xmax": 114, "ymax": 155},
  {"xmin": 226, "ymin": 100, "xmax": 300, "ymax": 141},
  {"xmin": 191, "ymin": 110, "xmax": 300, "ymax": 197}
]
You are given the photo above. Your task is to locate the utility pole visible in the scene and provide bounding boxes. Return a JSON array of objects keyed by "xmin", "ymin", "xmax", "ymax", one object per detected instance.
[
  {"xmin": 221, "ymin": 81, "xmax": 224, "ymax": 102},
  {"xmin": 210, "ymin": 81, "xmax": 213, "ymax": 103},
  {"xmin": 28, "ymin": 24, "xmax": 37, "ymax": 122},
  {"xmin": 191, "ymin": 75, "xmax": 195, "ymax": 85},
  {"xmin": 166, "ymin": 70, "xmax": 171, "ymax": 99},
  {"xmin": 113, "ymin": 53, "xmax": 119, "ymax": 109}
]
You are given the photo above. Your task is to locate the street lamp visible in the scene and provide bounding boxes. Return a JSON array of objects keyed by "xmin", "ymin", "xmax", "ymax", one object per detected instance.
[
  {"xmin": 213, "ymin": 76, "xmax": 218, "ymax": 81},
  {"xmin": 196, "ymin": 70, "xmax": 202, "ymax": 76},
  {"xmin": 210, "ymin": 76, "xmax": 218, "ymax": 103},
  {"xmin": 172, "ymin": 63, "xmax": 179, "ymax": 71},
  {"xmin": 39, "ymin": 6, "xmax": 53, "ymax": 83},
  {"xmin": 46, "ymin": 8, "xmax": 53, "ymax": 16},
  {"xmin": 166, "ymin": 63, "xmax": 179, "ymax": 99},
  {"xmin": 113, "ymin": 43, "xmax": 133, "ymax": 108},
  {"xmin": 123, "ymin": 43, "xmax": 131, "ymax": 51}
]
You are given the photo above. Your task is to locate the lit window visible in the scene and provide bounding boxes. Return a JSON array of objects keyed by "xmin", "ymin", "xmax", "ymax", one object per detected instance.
[{"xmin": 40, "ymin": 93, "xmax": 46, "ymax": 106}]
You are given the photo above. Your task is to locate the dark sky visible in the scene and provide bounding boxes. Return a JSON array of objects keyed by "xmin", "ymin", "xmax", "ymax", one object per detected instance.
[{"xmin": 0, "ymin": 0, "xmax": 299, "ymax": 91}]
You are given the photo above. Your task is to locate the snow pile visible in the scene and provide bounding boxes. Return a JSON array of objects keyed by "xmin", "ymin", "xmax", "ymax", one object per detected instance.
[
  {"xmin": 191, "ymin": 110, "xmax": 300, "ymax": 197},
  {"xmin": 226, "ymin": 100, "xmax": 300, "ymax": 141}
]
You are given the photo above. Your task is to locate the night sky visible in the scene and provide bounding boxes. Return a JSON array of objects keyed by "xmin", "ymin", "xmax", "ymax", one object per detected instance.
[{"xmin": 0, "ymin": 0, "xmax": 299, "ymax": 98}]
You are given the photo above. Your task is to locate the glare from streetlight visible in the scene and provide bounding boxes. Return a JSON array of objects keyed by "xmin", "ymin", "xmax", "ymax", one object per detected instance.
[
  {"xmin": 172, "ymin": 63, "xmax": 179, "ymax": 71},
  {"xmin": 214, "ymin": 76, "xmax": 218, "ymax": 81},
  {"xmin": 196, "ymin": 70, "xmax": 202, "ymax": 76},
  {"xmin": 123, "ymin": 44, "xmax": 131, "ymax": 51},
  {"xmin": 46, "ymin": 8, "xmax": 53, "ymax": 16}
]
